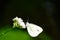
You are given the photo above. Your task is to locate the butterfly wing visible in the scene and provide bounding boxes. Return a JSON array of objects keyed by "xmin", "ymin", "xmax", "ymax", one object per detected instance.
[{"xmin": 26, "ymin": 22, "xmax": 43, "ymax": 37}]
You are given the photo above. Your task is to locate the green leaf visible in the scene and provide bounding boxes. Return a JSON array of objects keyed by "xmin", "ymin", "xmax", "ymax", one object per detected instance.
[{"xmin": 0, "ymin": 25, "xmax": 52, "ymax": 40}]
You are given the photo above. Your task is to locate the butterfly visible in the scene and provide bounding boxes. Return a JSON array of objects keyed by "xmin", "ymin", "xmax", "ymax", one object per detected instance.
[{"xmin": 12, "ymin": 17, "xmax": 43, "ymax": 37}]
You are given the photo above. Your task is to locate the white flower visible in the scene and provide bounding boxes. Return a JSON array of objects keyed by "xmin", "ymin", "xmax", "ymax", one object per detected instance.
[{"xmin": 12, "ymin": 17, "xmax": 26, "ymax": 28}]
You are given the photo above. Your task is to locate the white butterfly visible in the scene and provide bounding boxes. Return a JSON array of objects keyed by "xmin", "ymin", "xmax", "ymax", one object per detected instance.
[{"xmin": 13, "ymin": 17, "xmax": 43, "ymax": 37}]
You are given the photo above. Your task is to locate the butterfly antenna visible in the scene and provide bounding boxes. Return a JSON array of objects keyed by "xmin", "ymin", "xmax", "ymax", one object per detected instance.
[
  {"xmin": 26, "ymin": 16, "xmax": 29, "ymax": 24},
  {"xmin": 27, "ymin": 16, "xmax": 29, "ymax": 22}
]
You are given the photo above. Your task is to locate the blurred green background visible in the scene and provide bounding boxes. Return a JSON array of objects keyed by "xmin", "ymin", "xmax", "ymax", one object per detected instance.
[{"xmin": 0, "ymin": 0, "xmax": 59, "ymax": 40}]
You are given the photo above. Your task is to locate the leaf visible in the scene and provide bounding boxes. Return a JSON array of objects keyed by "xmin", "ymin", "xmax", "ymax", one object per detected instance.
[{"xmin": 0, "ymin": 25, "xmax": 52, "ymax": 40}]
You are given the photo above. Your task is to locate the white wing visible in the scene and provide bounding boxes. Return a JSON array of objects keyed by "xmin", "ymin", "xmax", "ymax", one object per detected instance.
[
  {"xmin": 26, "ymin": 22, "xmax": 43, "ymax": 37},
  {"xmin": 13, "ymin": 17, "xmax": 26, "ymax": 29}
]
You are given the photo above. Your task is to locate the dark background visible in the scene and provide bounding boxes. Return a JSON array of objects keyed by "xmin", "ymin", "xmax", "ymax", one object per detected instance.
[{"xmin": 0, "ymin": 0, "xmax": 59, "ymax": 40}]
